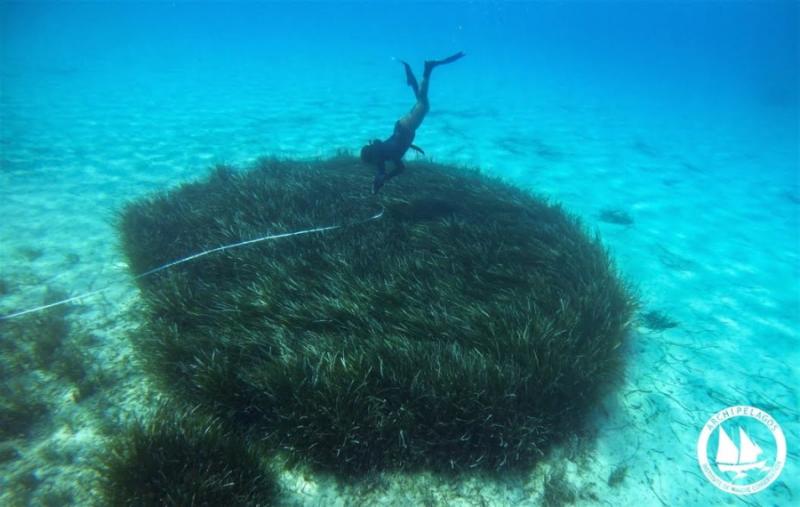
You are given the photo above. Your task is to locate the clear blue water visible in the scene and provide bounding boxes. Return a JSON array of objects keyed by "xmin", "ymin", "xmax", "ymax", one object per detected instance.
[{"xmin": 1, "ymin": 2, "xmax": 798, "ymax": 505}]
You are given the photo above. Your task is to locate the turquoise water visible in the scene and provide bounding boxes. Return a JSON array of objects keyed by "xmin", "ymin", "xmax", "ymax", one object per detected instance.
[{"xmin": 1, "ymin": 1, "xmax": 797, "ymax": 505}]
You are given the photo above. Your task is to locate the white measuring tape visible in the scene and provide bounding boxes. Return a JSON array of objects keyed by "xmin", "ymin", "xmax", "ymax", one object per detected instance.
[{"xmin": 0, "ymin": 207, "xmax": 384, "ymax": 320}]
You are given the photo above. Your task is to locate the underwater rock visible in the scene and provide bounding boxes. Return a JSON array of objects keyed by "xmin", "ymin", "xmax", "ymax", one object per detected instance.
[
  {"xmin": 496, "ymin": 136, "xmax": 563, "ymax": 161},
  {"xmin": 655, "ymin": 245, "xmax": 697, "ymax": 273},
  {"xmin": 782, "ymin": 190, "xmax": 800, "ymax": 205},
  {"xmin": 641, "ymin": 310, "xmax": 679, "ymax": 331},
  {"xmin": 598, "ymin": 208, "xmax": 634, "ymax": 226},
  {"xmin": 119, "ymin": 155, "xmax": 635, "ymax": 474},
  {"xmin": 16, "ymin": 246, "xmax": 43, "ymax": 261},
  {"xmin": 607, "ymin": 464, "xmax": 628, "ymax": 487},
  {"xmin": 632, "ymin": 138, "xmax": 659, "ymax": 158}
]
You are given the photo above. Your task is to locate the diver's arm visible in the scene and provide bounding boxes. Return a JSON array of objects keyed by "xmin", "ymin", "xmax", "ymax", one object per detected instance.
[
  {"xmin": 386, "ymin": 159, "xmax": 405, "ymax": 179},
  {"xmin": 372, "ymin": 160, "xmax": 388, "ymax": 194}
]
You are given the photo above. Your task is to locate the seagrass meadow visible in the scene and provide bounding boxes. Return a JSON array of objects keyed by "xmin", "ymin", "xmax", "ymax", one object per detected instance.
[
  {"xmin": 98, "ymin": 407, "xmax": 278, "ymax": 506},
  {"xmin": 119, "ymin": 155, "xmax": 636, "ymax": 476}
]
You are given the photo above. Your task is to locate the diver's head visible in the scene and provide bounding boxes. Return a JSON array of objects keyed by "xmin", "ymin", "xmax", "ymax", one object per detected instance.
[{"xmin": 360, "ymin": 140, "xmax": 382, "ymax": 164}]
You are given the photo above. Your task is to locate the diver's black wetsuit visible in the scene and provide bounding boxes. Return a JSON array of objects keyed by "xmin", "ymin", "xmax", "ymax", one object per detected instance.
[
  {"xmin": 371, "ymin": 121, "xmax": 415, "ymax": 183},
  {"xmin": 361, "ymin": 52, "xmax": 464, "ymax": 193}
]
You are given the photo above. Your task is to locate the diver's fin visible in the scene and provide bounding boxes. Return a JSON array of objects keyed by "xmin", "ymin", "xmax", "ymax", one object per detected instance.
[
  {"xmin": 401, "ymin": 60, "xmax": 420, "ymax": 98},
  {"xmin": 409, "ymin": 144, "xmax": 425, "ymax": 155},
  {"xmin": 423, "ymin": 51, "xmax": 465, "ymax": 78}
]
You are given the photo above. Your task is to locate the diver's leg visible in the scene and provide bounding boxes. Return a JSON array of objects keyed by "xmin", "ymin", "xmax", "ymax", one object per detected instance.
[
  {"xmin": 398, "ymin": 64, "xmax": 429, "ymax": 131},
  {"xmin": 398, "ymin": 52, "xmax": 464, "ymax": 132},
  {"xmin": 420, "ymin": 51, "xmax": 465, "ymax": 99},
  {"xmin": 398, "ymin": 101, "xmax": 429, "ymax": 132}
]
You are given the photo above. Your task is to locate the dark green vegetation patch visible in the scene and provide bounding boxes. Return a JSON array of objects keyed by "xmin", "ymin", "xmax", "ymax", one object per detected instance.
[
  {"xmin": 641, "ymin": 309, "xmax": 678, "ymax": 331},
  {"xmin": 120, "ymin": 156, "xmax": 635, "ymax": 474},
  {"xmin": 99, "ymin": 408, "xmax": 277, "ymax": 507}
]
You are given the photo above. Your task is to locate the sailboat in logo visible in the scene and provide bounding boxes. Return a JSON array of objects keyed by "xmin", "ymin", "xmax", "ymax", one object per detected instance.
[{"xmin": 716, "ymin": 425, "xmax": 771, "ymax": 478}]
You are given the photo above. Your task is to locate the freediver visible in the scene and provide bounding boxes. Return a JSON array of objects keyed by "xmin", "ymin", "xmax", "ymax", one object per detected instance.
[{"xmin": 360, "ymin": 51, "xmax": 465, "ymax": 194}]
